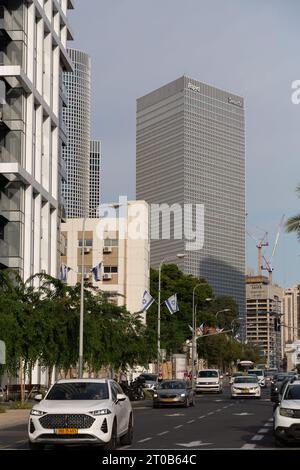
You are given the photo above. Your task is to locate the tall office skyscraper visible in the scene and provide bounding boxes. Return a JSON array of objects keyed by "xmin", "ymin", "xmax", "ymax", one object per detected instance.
[
  {"xmin": 0, "ymin": 0, "xmax": 74, "ymax": 280},
  {"xmin": 136, "ymin": 76, "xmax": 246, "ymax": 330},
  {"xmin": 62, "ymin": 49, "xmax": 101, "ymax": 218},
  {"xmin": 89, "ymin": 140, "xmax": 101, "ymax": 218}
]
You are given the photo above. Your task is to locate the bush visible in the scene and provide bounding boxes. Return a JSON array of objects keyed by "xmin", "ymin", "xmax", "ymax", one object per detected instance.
[
  {"xmin": 9, "ymin": 401, "xmax": 32, "ymax": 410},
  {"xmin": 0, "ymin": 405, "xmax": 6, "ymax": 413}
]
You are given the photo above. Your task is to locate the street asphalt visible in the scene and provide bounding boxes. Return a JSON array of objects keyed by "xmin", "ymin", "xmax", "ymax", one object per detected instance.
[{"xmin": 0, "ymin": 386, "xmax": 287, "ymax": 450}]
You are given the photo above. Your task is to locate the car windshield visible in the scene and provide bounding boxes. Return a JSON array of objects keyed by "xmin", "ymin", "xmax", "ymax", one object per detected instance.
[
  {"xmin": 233, "ymin": 377, "xmax": 258, "ymax": 384},
  {"xmin": 284, "ymin": 385, "xmax": 300, "ymax": 400},
  {"xmin": 159, "ymin": 381, "xmax": 187, "ymax": 390},
  {"xmin": 198, "ymin": 371, "xmax": 218, "ymax": 378},
  {"xmin": 46, "ymin": 382, "xmax": 109, "ymax": 400},
  {"xmin": 248, "ymin": 370, "xmax": 263, "ymax": 377}
]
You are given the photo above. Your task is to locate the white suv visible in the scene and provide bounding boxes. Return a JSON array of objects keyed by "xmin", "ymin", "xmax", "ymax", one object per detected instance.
[
  {"xmin": 273, "ymin": 379, "xmax": 300, "ymax": 446},
  {"xmin": 28, "ymin": 379, "xmax": 133, "ymax": 450},
  {"xmin": 196, "ymin": 369, "xmax": 223, "ymax": 394}
]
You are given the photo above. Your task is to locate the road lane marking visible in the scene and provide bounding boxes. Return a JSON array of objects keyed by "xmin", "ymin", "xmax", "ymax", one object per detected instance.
[
  {"xmin": 157, "ymin": 431, "xmax": 169, "ymax": 436},
  {"xmin": 207, "ymin": 412, "xmax": 214, "ymax": 415},
  {"xmin": 251, "ymin": 435, "xmax": 264, "ymax": 441},
  {"xmin": 242, "ymin": 444, "xmax": 256, "ymax": 449},
  {"xmin": 264, "ymin": 423, "xmax": 273, "ymax": 427},
  {"xmin": 176, "ymin": 440, "xmax": 213, "ymax": 447},
  {"xmin": 187, "ymin": 420, "xmax": 195, "ymax": 424},
  {"xmin": 198, "ymin": 415, "xmax": 206, "ymax": 419},
  {"xmin": 258, "ymin": 428, "xmax": 269, "ymax": 434},
  {"xmin": 138, "ymin": 437, "xmax": 152, "ymax": 443},
  {"xmin": 216, "ymin": 409, "xmax": 222, "ymax": 412},
  {"xmin": 174, "ymin": 425, "xmax": 183, "ymax": 429}
]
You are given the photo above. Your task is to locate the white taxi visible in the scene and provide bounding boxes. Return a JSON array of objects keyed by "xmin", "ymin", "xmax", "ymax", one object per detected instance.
[{"xmin": 231, "ymin": 375, "xmax": 261, "ymax": 398}]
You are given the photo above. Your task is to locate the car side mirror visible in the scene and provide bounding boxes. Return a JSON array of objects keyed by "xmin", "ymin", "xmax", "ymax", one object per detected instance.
[
  {"xmin": 34, "ymin": 394, "xmax": 43, "ymax": 402},
  {"xmin": 116, "ymin": 393, "xmax": 127, "ymax": 402}
]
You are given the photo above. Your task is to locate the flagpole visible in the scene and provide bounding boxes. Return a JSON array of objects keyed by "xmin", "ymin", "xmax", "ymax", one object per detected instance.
[{"xmin": 192, "ymin": 285, "xmax": 211, "ymax": 389}]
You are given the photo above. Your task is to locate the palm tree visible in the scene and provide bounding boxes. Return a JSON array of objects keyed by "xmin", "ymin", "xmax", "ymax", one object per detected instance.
[{"xmin": 286, "ymin": 184, "xmax": 300, "ymax": 240}]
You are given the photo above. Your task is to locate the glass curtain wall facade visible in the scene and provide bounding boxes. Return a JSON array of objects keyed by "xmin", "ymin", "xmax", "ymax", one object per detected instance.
[
  {"xmin": 136, "ymin": 76, "xmax": 246, "ymax": 333},
  {"xmin": 0, "ymin": 0, "xmax": 74, "ymax": 279}
]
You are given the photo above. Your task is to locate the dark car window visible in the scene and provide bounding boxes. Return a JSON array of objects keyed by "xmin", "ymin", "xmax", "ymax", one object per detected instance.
[
  {"xmin": 158, "ymin": 381, "xmax": 187, "ymax": 390},
  {"xmin": 46, "ymin": 382, "xmax": 109, "ymax": 400},
  {"xmin": 283, "ymin": 385, "xmax": 300, "ymax": 400},
  {"xmin": 139, "ymin": 374, "xmax": 157, "ymax": 382},
  {"xmin": 233, "ymin": 377, "xmax": 258, "ymax": 384},
  {"xmin": 198, "ymin": 371, "xmax": 218, "ymax": 378}
]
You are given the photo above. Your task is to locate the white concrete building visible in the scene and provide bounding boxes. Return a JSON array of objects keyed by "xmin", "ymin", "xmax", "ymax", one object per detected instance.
[
  {"xmin": 61, "ymin": 200, "xmax": 150, "ymax": 316},
  {"xmin": 283, "ymin": 286, "xmax": 300, "ymax": 346},
  {"xmin": 0, "ymin": 0, "xmax": 74, "ymax": 280}
]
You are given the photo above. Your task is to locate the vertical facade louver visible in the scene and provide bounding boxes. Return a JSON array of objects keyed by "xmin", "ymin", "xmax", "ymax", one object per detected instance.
[{"xmin": 0, "ymin": 0, "xmax": 74, "ymax": 280}]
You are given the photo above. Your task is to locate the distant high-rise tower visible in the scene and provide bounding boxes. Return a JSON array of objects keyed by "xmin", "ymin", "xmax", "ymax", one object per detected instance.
[
  {"xmin": 136, "ymin": 76, "xmax": 246, "ymax": 332},
  {"xmin": 62, "ymin": 49, "xmax": 91, "ymax": 218},
  {"xmin": 89, "ymin": 140, "xmax": 102, "ymax": 217}
]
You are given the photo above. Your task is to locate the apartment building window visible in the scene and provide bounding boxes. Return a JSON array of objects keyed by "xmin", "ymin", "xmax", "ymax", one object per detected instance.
[
  {"xmin": 104, "ymin": 238, "xmax": 118, "ymax": 247},
  {"xmin": 103, "ymin": 266, "xmax": 118, "ymax": 274},
  {"xmin": 78, "ymin": 238, "xmax": 93, "ymax": 247}
]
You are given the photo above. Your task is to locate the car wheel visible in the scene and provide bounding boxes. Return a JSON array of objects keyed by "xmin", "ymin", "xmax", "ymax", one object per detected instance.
[
  {"xmin": 184, "ymin": 398, "xmax": 189, "ymax": 408},
  {"xmin": 120, "ymin": 414, "xmax": 133, "ymax": 446},
  {"xmin": 103, "ymin": 420, "xmax": 118, "ymax": 450},
  {"xmin": 28, "ymin": 441, "xmax": 44, "ymax": 451},
  {"xmin": 218, "ymin": 389, "xmax": 223, "ymax": 394},
  {"xmin": 190, "ymin": 396, "xmax": 195, "ymax": 407},
  {"xmin": 231, "ymin": 396, "xmax": 235, "ymax": 399},
  {"xmin": 153, "ymin": 403, "xmax": 159, "ymax": 408}
]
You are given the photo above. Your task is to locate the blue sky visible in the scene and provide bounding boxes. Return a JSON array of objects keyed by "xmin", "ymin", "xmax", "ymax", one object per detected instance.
[{"xmin": 69, "ymin": 0, "xmax": 300, "ymax": 288}]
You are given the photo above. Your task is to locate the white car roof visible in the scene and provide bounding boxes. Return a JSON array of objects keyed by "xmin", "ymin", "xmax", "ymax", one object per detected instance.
[{"xmin": 55, "ymin": 379, "xmax": 109, "ymax": 384}]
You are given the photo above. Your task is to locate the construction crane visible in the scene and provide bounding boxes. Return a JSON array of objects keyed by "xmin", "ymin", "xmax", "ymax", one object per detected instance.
[
  {"xmin": 261, "ymin": 215, "xmax": 285, "ymax": 283},
  {"xmin": 246, "ymin": 230, "xmax": 269, "ymax": 276}
]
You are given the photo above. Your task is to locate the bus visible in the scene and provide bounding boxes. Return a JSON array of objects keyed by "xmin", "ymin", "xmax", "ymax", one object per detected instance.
[{"xmin": 237, "ymin": 360, "xmax": 254, "ymax": 373}]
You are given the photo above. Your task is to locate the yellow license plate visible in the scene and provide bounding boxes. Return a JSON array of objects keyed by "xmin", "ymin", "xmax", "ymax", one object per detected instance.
[
  {"xmin": 55, "ymin": 428, "xmax": 78, "ymax": 435},
  {"xmin": 244, "ymin": 389, "xmax": 249, "ymax": 393},
  {"xmin": 162, "ymin": 398, "xmax": 175, "ymax": 402}
]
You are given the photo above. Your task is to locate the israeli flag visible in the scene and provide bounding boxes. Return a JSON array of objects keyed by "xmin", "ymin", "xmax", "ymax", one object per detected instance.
[
  {"xmin": 60, "ymin": 264, "xmax": 71, "ymax": 282},
  {"xmin": 196, "ymin": 323, "xmax": 204, "ymax": 336},
  {"xmin": 91, "ymin": 262, "xmax": 103, "ymax": 282},
  {"xmin": 141, "ymin": 290, "xmax": 155, "ymax": 311},
  {"xmin": 165, "ymin": 294, "xmax": 179, "ymax": 315}
]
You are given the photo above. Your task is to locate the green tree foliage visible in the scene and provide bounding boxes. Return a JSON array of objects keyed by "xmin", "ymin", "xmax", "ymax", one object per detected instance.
[
  {"xmin": 147, "ymin": 264, "xmax": 259, "ymax": 369},
  {"xmin": 0, "ymin": 271, "xmax": 152, "ymax": 381}
]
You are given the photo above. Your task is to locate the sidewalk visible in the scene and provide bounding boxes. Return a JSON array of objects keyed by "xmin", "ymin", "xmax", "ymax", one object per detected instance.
[{"xmin": 0, "ymin": 410, "xmax": 30, "ymax": 430}]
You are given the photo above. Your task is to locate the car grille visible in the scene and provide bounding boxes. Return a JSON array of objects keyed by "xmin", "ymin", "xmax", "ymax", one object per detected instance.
[
  {"xmin": 161, "ymin": 394, "xmax": 178, "ymax": 398},
  {"xmin": 38, "ymin": 434, "xmax": 96, "ymax": 440},
  {"xmin": 292, "ymin": 410, "xmax": 300, "ymax": 418},
  {"xmin": 39, "ymin": 414, "xmax": 95, "ymax": 430}
]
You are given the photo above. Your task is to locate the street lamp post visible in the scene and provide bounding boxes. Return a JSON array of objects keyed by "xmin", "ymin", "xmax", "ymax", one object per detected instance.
[
  {"xmin": 157, "ymin": 253, "xmax": 185, "ymax": 375},
  {"xmin": 79, "ymin": 216, "xmax": 86, "ymax": 378},
  {"xmin": 78, "ymin": 201, "xmax": 128, "ymax": 379},
  {"xmin": 192, "ymin": 284, "xmax": 210, "ymax": 389}
]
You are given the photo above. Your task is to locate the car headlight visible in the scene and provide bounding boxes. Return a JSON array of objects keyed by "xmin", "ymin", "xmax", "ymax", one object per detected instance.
[
  {"xmin": 232, "ymin": 387, "xmax": 238, "ymax": 392},
  {"xmin": 30, "ymin": 409, "xmax": 46, "ymax": 416},
  {"xmin": 153, "ymin": 393, "xmax": 158, "ymax": 398},
  {"xmin": 89, "ymin": 409, "xmax": 112, "ymax": 416},
  {"xmin": 280, "ymin": 408, "xmax": 295, "ymax": 418},
  {"xmin": 180, "ymin": 393, "xmax": 186, "ymax": 397}
]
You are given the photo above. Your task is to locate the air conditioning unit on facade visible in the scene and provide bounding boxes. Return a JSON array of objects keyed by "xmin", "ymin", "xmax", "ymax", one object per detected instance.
[
  {"xmin": 103, "ymin": 273, "xmax": 112, "ymax": 280},
  {"xmin": 103, "ymin": 247, "xmax": 112, "ymax": 254}
]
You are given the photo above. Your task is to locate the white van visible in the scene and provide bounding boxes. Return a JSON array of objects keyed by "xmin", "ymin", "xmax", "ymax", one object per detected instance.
[{"xmin": 196, "ymin": 369, "xmax": 223, "ymax": 394}]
